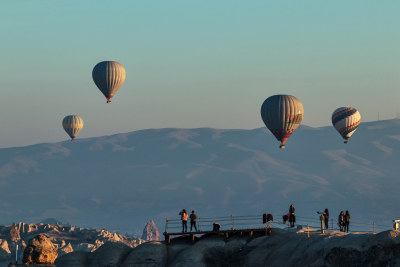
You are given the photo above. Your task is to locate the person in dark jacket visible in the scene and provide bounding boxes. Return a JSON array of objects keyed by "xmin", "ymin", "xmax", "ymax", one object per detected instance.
[
  {"xmin": 190, "ymin": 210, "xmax": 197, "ymax": 232},
  {"xmin": 344, "ymin": 210, "xmax": 350, "ymax": 232},
  {"xmin": 289, "ymin": 204, "xmax": 295, "ymax": 227},
  {"xmin": 324, "ymin": 208, "xmax": 330, "ymax": 230},
  {"xmin": 338, "ymin": 211, "xmax": 345, "ymax": 232}
]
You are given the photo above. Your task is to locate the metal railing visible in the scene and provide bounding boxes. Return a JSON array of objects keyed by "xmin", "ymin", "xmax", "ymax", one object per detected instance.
[{"xmin": 165, "ymin": 213, "xmax": 394, "ymax": 234}]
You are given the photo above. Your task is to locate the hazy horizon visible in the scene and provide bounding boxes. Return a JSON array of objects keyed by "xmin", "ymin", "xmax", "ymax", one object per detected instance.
[
  {"xmin": 1, "ymin": 1, "xmax": 399, "ymax": 148},
  {"xmin": 0, "ymin": 117, "xmax": 396, "ymax": 149}
]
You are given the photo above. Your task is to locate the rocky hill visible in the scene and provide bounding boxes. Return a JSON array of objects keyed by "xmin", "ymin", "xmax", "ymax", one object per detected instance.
[
  {"xmin": 141, "ymin": 220, "xmax": 161, "ymax": 241},
  {"xmin": 0, "ymin": 222, "xmax": 144, "ymax": 266},
  {"xmin": 53, "ymin": 228, "xmax": 400, "ymax": 267}
]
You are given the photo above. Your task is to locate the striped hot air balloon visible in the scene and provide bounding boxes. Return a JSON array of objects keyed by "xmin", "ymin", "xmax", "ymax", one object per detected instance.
[
  {"xmin": 261, "ymin": 95, "xmax": 304, "ymax": 149},
  {"xmin": 62, "ymin": 115, "xmax": 84, "ymax": 141},
  {"xmin": 331, "ymin": 107, "xmax": 361, "ymax": 143},
  {"xmin": 92, "ymin": 61, "xmax": 126, "ymax": 103}
]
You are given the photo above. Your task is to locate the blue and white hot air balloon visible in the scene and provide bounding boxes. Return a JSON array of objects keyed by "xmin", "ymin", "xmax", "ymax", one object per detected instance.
[{"xmin": 331, "ymin": 107, "xmax": 361, "ymax": 143}]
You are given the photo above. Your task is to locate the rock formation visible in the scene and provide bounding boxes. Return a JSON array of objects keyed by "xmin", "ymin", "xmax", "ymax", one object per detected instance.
[
  {"xmin": 9, "ymin": 223, "xmax": 20, "ymax": 243},
  {"xmin": 87, "ymin": 242, "xmax": 132, "ymax": 267},
  {"xmin": 40, "ymin": 218, "xmax": 63, "ymax": 225},
  {"xmin": 122, "ymin": 241, "xmax": 167, "ymax": 266},
  {"xmin": 0, "ymin": 239, "xmax": 11, "ymax": 262},
  {"xmin": 0, "ymin": 221, "xmax": 146, "ymax": 265},
  {"xmin": 54, "ymin": 229, "xmax": 400, "ymax": 266},
  {"xmin": 53, "ymin": 251, "xmax": 88, "ymax": 267},
  {"xmin": 59, "ymin": 242, "xmax": 73, "ymax": 256},
  {"xmin": 22, "ymin": 234, "xmax": 58, "ymax": 265},
  {"xmin": 141, "ymin": 220, "xmax": 161, "ymax": 241}
]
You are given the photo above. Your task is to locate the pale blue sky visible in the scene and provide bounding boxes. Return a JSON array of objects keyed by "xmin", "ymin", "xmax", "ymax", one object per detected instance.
[{"xmin": 0, "ymin": 1, "xmax": 399, "ymax": 147}]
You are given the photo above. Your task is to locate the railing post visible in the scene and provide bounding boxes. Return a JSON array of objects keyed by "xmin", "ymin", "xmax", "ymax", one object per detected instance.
[
  {"xmin": 393, "ymin": 220, "xmax": 400, "ymax": 230},
  {"xmin": 319, "ymin": 214, "xmax": 325, "ymax": 234},
  {"xmin": 331, "ymin": 218, "xmax": 333, "ymax": 230},
  {"xmin": 317, "ymin": 211, "xmax": 325, "ymax": 233},
  {"xmin": 372, "ymin": 222, "xmax": 375, "ymax": 233},
  {"xmin": 307, "ymin": 224, "xmax": 310, "ymax": 239},
  {"xmin": 165, "ymin": 218, "xmax": 168, "ymax": 233},
  {"xmin": 231, "ymin": 215, "xmax": 234, "ymax": 230},
  {"xmin": 199, "ymin": 217, "xmax": 201, "ymax": 232}
]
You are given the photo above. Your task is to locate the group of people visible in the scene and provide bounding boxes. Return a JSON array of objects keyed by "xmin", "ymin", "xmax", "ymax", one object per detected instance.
[
  {"xmin": 318, "ymin": 208, "xmax": 351, "ymax": 232},
  {"xmin": 179, "ymin": 209, "xmax": 197, "ymax": 232},
  {"xmin": 179, "ymin": 206, "xmax": 351, "ymax": 233},
  {"xmin": 338, "ymin": 210, "xmax": 351, "ymax": 232},
  {"xmin": 284, "ymin": 206, "xmax": 351, "ymax": 233}
]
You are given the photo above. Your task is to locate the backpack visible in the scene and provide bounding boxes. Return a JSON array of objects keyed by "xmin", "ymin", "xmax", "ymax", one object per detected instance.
[{"xmin": 283, "ymin": 214, "xmax": 289, "ymax": 223}]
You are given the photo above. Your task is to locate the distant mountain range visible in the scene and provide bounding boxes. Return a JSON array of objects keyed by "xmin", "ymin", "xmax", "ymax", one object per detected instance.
[{"xmin": 1, "ymin": 119, "xmax": 399, "ymax": 234}]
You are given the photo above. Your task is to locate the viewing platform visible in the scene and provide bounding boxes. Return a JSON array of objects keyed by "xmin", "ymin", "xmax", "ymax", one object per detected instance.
[
  {"xmin": 164, "ymin": 227, "xmax": 272, "ymax": 244},
  {"xmin": 163, "ymin": 214, "xmax": 275, "ymax": 244},
  {"xmin": 163, "ymin": 213, "xmax": 394, "ymax": 244}
]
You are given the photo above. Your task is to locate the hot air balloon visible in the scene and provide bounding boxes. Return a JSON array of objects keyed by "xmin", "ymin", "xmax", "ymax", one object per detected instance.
[
  {"xmin": 62, "ymin": 115, "xmax": 84, "ymax": 141},
  {"xmin": 331, "ymin": 107, "xmax": 361, "ymax": 143},
  {"xmin": 261, "ymin": 95, "xmax": 304, "ymax": 149},
  {"xmin": 92, "ymin": 61, "xmax": 126, "ymax": 103}
]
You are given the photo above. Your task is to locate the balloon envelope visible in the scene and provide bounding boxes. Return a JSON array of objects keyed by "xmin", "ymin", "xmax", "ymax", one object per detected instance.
[
  {"xmin": 331, "ymin": 107, "xmax": 361, "ymax": 143},
  {"xmin": 92, "ymin": 61, "xmax": 126, "ymax": 103},
  {"xmin": 62, "ymin": 115, "xmax": 84, "ymax": 141},
  {"xmin": 261, "ymin": 95, "xmax": 304, "ymax": 148}
]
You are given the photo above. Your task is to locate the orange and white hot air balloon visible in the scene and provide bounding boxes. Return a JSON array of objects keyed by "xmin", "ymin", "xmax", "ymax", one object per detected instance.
[
  {"xmin": 261, "ymin": 95, "xmax": 304, "ymax": 149},
  {"xmin": 62, "ymin": 115, "xmax": 84, "ymax": 141}
]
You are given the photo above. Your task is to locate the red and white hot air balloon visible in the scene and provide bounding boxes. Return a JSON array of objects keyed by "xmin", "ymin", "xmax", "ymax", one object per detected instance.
[{"xmin": 331, "ymin": 107, "xmax": 361, "ymax": 143}]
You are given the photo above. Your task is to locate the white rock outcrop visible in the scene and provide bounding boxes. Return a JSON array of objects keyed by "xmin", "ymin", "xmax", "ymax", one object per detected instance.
[{"xmin": 141, "ymin": 220, "xmax": 161, "ymax": 241}]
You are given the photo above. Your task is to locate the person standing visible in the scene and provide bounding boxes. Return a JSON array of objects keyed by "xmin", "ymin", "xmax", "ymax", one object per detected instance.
[
  {"xmin": 338, "ymin": 211, "xmax": 345, "ymax": 232},
  {"xmin": 324, "ymin": 208, "xmax": 330, "ymax": 230},
  {"xmin": 344, "ymin": 210, "xmax": 350, "ymax": 233},
  {"xmin": 190, "ymin": 210, "xmax": 198, "ymax": 232},
  {"xmin": 289, "ymin": 204, "xmax": 295, "ymax": 227},
  {"xmin": 179, "ymin": 209, "xmax": 188, "ymax": 232}
]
